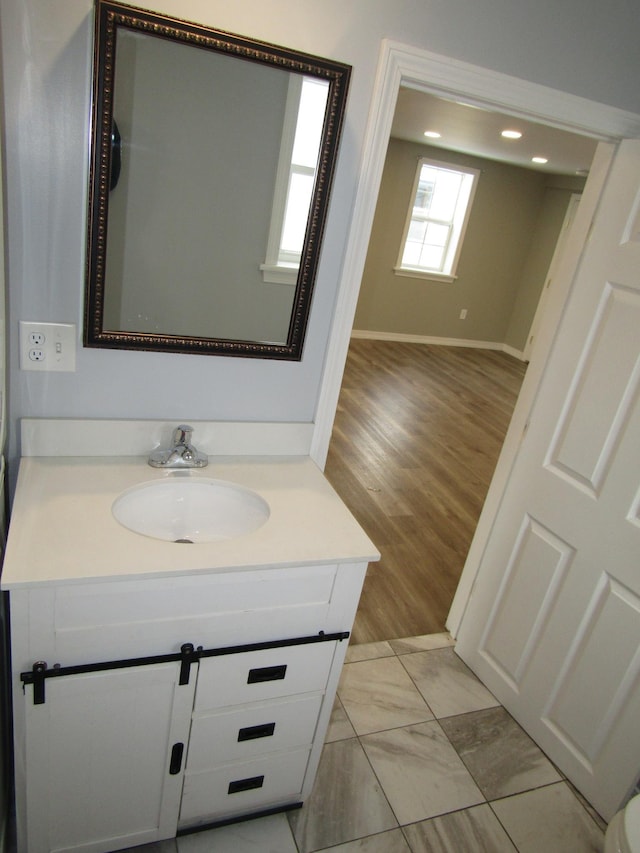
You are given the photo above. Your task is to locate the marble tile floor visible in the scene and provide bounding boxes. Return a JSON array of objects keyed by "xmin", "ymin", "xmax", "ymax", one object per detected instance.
[{"xmin": 127, "ymin": 633, "xmax": 607, "ymax": 853}]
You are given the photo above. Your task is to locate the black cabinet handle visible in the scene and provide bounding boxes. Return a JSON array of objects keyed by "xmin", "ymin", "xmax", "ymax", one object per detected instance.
[
  {"xmin": 169, "ymin": 742, "xmax": 184, "ymax": 775},
  {"xmin": 228, "ymin": 775, "xmax": 264, "ymax": 794},
  {"xmin": 237, "ymin": 722, "xmax": 276, "ymax": 742},
  {"xmin": 247, "ymin": 664, "xmax": 287, "ymax": 684}
]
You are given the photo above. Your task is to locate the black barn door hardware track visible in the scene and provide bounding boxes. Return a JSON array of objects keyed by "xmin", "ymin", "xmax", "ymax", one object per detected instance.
[{"xmin": 20, "ymin": 630, "xmax": 349, "ymax": 705}]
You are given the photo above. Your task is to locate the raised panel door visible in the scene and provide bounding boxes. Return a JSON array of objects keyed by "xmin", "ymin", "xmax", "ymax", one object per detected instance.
[
  {"xmin": 22, "ymin": 661, "xmax": 195, "ymax": 853},
  {"xmin": 456, "ymin": 140, "xmax": 640, "ymax": 819}
]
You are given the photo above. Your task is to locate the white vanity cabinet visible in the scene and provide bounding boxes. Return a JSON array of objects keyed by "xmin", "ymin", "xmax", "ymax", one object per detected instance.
[
  {"xmin": 2, "ymin": 450, "xmax": 379, "ymax": 853},
  {"xmin": 9, "ymin": 561, "xmax": 367, "ymax": 853}
]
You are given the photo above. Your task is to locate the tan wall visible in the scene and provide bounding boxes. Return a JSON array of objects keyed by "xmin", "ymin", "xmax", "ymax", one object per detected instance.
[
  {"xmin": 354, "ymin": 139, "xmax": 584, "ymax": 352},
  {"xmin": 504, "ymin": 183, "xmax": 579, "ymax": 351}
]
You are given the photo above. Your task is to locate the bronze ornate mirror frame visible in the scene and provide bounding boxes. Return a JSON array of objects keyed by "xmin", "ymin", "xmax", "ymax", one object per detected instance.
[{"xmin": 85, "ymin": 0, "xmax": 351, "ymax": 359}]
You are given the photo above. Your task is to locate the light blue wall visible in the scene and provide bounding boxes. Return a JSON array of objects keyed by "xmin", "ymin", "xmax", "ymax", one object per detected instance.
[{"xmin": 2, "ymin": 0, "xmax": 640, "ymax": 484}]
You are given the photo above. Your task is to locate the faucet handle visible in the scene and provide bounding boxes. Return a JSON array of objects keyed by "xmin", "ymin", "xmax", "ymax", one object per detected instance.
[
  {"xmin": 173, "ymin": 424, "xmax": 194, "ymax": 446},
  {"xmin": 149, "ymin": 424, "xmax": 207, "ymax": 468}
]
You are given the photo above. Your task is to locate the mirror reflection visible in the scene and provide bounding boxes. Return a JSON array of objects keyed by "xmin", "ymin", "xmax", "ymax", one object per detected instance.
[{"xmin": 85, "ymin": 1, "xmax": 351, "ymax": 359}]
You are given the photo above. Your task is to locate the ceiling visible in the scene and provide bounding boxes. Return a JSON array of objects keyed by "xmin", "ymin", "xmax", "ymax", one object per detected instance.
[{"xmin": 391, "ymin": 87, "xmax": 598, "ymax": 176}]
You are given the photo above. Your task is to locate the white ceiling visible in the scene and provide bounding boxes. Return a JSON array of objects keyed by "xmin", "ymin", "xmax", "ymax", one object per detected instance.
[{"xmin": 391, "ymin": 87, "xmax": 598, "ymax": 176}]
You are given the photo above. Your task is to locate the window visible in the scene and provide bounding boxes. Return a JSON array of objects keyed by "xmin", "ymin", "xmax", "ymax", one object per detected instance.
[
  {"xmin": 261, "ymin": 76, "xmax": 329, "ymax": 285},
  {"xmin": 396, "ymin": 158, "xmax": 479, "ymax": 281}
]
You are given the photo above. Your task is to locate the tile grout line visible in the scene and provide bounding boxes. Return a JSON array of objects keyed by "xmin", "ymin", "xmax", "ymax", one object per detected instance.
[
  {"xmin": 339, "ymin": 638, "xmax": 607, "ymax": 851},
  {"xmin": 326, "ymin": 637, "xmax": 608, "ymax": 852},
  {"xmin": 335, "ymin": 689, "xmax": 404, "ymax": 836},
  {"xmin": 338, "ymin": 656, "xmax": 496, "ymax": 838}
]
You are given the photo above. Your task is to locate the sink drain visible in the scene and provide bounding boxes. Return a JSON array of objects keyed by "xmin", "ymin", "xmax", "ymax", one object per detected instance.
[{"xmin": 174, "ymin": 538, "xmax": 194, "ymax": 544}]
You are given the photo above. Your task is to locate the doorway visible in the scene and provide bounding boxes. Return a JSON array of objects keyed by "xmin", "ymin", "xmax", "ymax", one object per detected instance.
[
  {"xmin": 310, "ymin": 43, "xmax": 637, "ymax": 639},
  {"xmin": 324, "ymin": 338, "xmax": 526, "ymax": 644},
  {"xmin": 325, "ymin": 88, "xmax": 596, "ymax": 642},
  {"xmin": 324, "ymin": 91, "xmax": 594, "ymax": 644}
]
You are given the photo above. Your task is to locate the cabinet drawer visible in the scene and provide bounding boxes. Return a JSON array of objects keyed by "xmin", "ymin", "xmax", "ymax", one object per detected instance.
[
  {"xmin": 179, "ymin": 747, "xmax": 310, "ymax": 828},
  {"xmin": 194, "ymin": 642, "xmax": 336, "ymax": 711},
  {"xmin": 187, "ymin": 693, "xmax": 323, "ymax": 769},
  {"xmin": 15, "ymin": 565, "xmax": 339, "ymax": 666}
]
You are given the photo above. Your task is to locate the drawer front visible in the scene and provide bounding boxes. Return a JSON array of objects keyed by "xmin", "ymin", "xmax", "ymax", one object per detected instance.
[
  {"xmin": 179, "ymin": 747, "xmax": 310, "ymax": 828},
  {"xmin": 193, "ymin": 642, "xmax": 337, "ymax": 711},
  {"xmin": 187, "ymin": 693, "xmax": 323, "ymax": 769},
  {"xmin": 15, "ymin": 565, "xmax": 339, "ymax": 666}
]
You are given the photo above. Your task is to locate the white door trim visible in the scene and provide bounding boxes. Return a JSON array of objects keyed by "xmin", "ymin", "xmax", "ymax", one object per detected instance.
[
  {"xmin": 310, "ymin": 40, "xmax": 640, "ymax": 634},
  {"xmin": 522, "ymin": 192, "xmax": 582, "ymax": 363}
]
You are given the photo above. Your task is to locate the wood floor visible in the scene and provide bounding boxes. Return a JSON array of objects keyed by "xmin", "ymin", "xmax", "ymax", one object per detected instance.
[{"xmin": 324, "ymin": 339, "xmax": 527, "ymax": 645}]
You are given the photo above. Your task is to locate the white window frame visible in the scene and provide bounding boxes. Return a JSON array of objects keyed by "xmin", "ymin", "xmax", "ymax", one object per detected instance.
[
  {"xmin": 261, "ymin": 75, "xmax": 328, "ymax": 286},
  {"xmin": 395, "ymin": 157, "xmax": 479, "ymax": 283}
]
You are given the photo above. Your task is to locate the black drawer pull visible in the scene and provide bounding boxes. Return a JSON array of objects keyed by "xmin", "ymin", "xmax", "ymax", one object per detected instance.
[
  {"xmin": 237, "ymin": 722, "xmax": 276, "ymax": 742},
  {"xmin": 247, "ymin": 664, "xmax": 287, "ymax": 684},
  {"xmin": 228, "ymin": 775, "xmax": 264, "ymax": 795},
  {"xmin": 169, "ymin": 742, "xmax": 184, "ymax": 775}
]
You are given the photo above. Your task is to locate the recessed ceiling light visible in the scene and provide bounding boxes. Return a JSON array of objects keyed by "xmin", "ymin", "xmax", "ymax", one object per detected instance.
[
  {"xmin": 501, "ymin": 129, "xmax": 522, "ymax": 139},
  {"xmin": 532, "ymin": 156, "xmax": 548, "ymax": 164},
  {"xmin": 424, "ymin": 131, "xmax": 441, "ymax": 138}
]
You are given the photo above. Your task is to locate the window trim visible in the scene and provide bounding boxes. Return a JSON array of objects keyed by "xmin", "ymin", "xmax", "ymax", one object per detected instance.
[
  {"xmin": 260, "ymin": 75, "xmax": 303, "ymax": 286},
  {"xmin": 395, "ymin": 156, "xmax": 479, "ymax": 281},
  {"xmin": 261, "ymin": 75, "xmax": 329, "ymax": 286},
  {"xmin": 393, "ymin": 267, "xmax": 458, "ymax": 284}
]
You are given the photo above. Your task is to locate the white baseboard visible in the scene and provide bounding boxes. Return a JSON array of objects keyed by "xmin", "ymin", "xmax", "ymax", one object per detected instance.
[
  {"xmin": 502, "ymin": 343, "xmax": 527, "ymax": 361},
  {"xmin": 351, "ymin": 329, "xmax": 527, "ymax": 361}
]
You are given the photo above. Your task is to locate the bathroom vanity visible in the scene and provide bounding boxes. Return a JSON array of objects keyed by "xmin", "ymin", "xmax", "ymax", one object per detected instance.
[{"xmin": 2, "ymin": 421, "xmax": 379, "ymax": 853}]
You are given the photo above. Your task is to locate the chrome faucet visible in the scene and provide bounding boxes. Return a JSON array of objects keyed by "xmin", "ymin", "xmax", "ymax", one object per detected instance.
[{"xmin": 148, "ymin": 424, "xmax": 208, "ymax": 468}]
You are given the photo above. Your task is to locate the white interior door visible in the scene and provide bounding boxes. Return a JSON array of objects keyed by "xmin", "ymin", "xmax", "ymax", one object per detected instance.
[{"xmin": 455, "ymin": 138, "xmax": 640, "ymax": 821}]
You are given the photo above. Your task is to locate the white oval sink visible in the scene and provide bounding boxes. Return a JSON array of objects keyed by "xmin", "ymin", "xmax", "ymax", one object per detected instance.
[{"xmin": 112, "ymin": 478, "xmax": 270, "ymax": 543}]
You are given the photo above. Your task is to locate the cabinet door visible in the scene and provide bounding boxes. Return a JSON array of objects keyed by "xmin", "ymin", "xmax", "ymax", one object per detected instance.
[{"xmin": 23, "ymin": 662, "xmax": 195, "ymax": 853}]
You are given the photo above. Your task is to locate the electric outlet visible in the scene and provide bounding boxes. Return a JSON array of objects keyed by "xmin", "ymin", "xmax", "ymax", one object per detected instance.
[
  {"xmin": 20, "ymin": 321, "xmax": 76, "ymax": 372},
  {"xmin": 459, "ymin": 309, "xmax": 468, "ymax": 320}
]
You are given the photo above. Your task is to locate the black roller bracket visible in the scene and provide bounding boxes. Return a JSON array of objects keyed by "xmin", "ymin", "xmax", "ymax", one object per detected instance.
[
  {"xmin": 179, "ymin": 643, "xmax": 199, "ymax": 686},
  {"xmin": 31, "ymin": 662, "xmax": 47, "ymax": 705}
]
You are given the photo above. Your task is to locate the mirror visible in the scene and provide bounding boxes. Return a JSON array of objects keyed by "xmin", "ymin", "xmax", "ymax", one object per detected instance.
[{"xmin": 85, "ymin": 1, "xmax": 351, "ymax": 359}]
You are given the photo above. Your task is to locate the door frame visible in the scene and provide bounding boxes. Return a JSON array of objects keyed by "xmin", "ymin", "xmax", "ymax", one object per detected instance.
[
  {"xmin": 522, "ymin": 192, "xmax": 582, "ymax": 363},
  {"xmin": 310, "ymin": 41, "xmax": 640, "ymax": 635}
]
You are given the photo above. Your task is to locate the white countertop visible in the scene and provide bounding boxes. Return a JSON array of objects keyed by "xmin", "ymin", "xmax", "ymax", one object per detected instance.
[{"xmin": 1, "ymin": 456, "xmax": 380, "ymax": 589}]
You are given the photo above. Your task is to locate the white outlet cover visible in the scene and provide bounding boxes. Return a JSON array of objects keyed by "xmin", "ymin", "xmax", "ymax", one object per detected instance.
[{"xmin": 19, "ymin": 321, "xmax": 76, "ymax": 372}]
